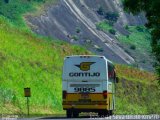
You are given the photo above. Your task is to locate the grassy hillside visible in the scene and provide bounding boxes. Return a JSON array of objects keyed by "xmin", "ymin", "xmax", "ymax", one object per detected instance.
[
  {"xmin": 115, "ymin": 64, "xmax": 160, "ymax": 114},
  {"xmin": 0, "ymin": 0, "xmax": 57, "ymax": 27},
  {"xmin": 96, "ymin": 20, "xmax": 153, "ymax": 70},
  {"xmin": 0, "ymin": 17, "xmax": 91, "ymax": 114}
]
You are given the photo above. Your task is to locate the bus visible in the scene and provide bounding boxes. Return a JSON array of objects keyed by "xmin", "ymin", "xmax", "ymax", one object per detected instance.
[{"xmin": 62, "ymin": 55, "xmax": 118, "ymax": 118}]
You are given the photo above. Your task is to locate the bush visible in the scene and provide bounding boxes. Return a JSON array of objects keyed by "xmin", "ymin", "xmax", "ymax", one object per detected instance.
[
  {"xmin": 126, "ymin": 35, "xmax": 129, "ymax": 38},
  {"xmin": 130, "ymin": 45, "xmax": 136, "ymax": 50},
  {"xmin": 108, "ymin": 20, "xmax": 114, "ymax": 26},
  {"xmin": 109, "ymin": 29, "xmax": 116, "ymax": 35},
  {"xmin": 97, "ymin": 6, "xmax": 105, "ymax": 15},
  {"xmin": 105, "ymin": 12, "xmax": 119, "ymax": 22},
  {"xmin": 71, "ymin": 35, "xmax": 79, "ymax": 41},
  {"xmin": 76, "ymin": 27, "xmax": 81, "ymax": 33},
  {"xmin": 125, "ymin": 25, "xmax": 129, "ymax": 30},
  {"xmin": 4, "ymin": 0, "xmax": 9, "ymax": 3},
  {"xmin": 136, "ymin": 26, "xmax": 144, "ymax": 32}
]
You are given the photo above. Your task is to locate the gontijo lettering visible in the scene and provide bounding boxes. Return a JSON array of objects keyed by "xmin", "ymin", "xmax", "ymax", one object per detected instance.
[{"xmin": 69, "ymin": 72, "xmax": 100, "ymax": 77}]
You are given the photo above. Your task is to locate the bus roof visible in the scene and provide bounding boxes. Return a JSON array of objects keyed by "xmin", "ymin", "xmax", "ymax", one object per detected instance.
[{"xmin": 65, "ymin": 55, "xmax": 113, "ymax": 64}]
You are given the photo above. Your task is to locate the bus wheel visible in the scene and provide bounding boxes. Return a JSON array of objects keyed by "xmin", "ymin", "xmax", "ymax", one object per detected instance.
[
  {"xmin": 73, "ymin": 112, "xmax": 79, "ymax": 118},
  {"xmin": 109, "ymin": 110, "xmax": 113, "ymax": 116},
  {"xmin": 98, "ymin": 111, "xmax": 108, "ymax": 118},
  {"xmin": 66, "ymin": 110, "xmax": 72, "ymax": 118},
  {"xmin": 98, "ymin": 112, "xmax": 104, "ymax": 118}
]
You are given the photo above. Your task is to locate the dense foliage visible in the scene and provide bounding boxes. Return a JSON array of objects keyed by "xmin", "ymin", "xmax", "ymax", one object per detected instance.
[{"xmin": 123, "ymin": 0, "xmax": 160, "ymax": 84}]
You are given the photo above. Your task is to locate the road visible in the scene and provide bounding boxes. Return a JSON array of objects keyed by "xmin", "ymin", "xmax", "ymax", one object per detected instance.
[
  {"xmin": 38, "ymin": 115, "xmax": 160, "ymax": 120},
  {"xmin": 1, "ymin": 114, "xmax": 159, "ymax": 120}
]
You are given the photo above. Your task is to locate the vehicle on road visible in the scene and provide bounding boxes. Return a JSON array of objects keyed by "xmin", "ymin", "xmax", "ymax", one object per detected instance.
[{"xmin": 62, "ymin": 55, "xmax": 118, "ymax": 118}]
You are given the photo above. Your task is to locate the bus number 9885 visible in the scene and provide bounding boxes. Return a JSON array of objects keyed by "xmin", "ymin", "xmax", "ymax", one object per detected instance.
[{"xmin": 74, "ymin": 87, "xmax": 95, "ymax": 92}]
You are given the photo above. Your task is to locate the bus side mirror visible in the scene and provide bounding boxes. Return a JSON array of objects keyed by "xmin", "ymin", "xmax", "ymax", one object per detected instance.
[{"xmin": 116, "ymin": 77, "xmax": 119, "ymax": 83}]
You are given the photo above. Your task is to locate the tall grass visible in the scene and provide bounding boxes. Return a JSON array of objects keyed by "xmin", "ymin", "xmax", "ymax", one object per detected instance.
[
  {"xmin": 115, "ymin": 64, "xmax": 160, "ymax": 114},
  {"xmin": 117, "ymin": 26, "xmax": 151, "ymax": 53},
  {"xmin": 0, "ymin": 17, "xmax": 91, "ymax": 114},
  {"xmin": 115, "ymin": 64, "xmax": 156, "ymax": 84}
]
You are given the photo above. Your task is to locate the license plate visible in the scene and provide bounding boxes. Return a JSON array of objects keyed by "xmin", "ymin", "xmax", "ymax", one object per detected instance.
[
  {"xmin": 79, "ymin": 99, "xmax": 91, "ymax": 102},
  {"xmin": 81, "ymin": 93, "xmax": 89, "ymax": 99}
]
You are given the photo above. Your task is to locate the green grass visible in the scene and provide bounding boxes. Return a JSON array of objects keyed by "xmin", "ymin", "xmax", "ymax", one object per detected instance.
[
  {"xmin": 115, "ymin": 64, "xmax": 160, "ymax": 114},
  {"xmin": 0, "ymin": 17, "xmax": 91, "ymax": 114},
  {"xmin": 96, "ymin": 20, "xmax": 113, "ymax": 32},
  {"xmin": 117, "ymin": 26, "xmax": 151, "ymax": 53},
  {"xmin": 0, "ymin": 0, "xmax": 57, "ymax": 28}
]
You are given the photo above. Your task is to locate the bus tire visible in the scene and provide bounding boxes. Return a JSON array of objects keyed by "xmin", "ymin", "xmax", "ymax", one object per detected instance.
[
  {"xmin": 109, "ymin": 110, "xmax": 113, "ymax": 116},
  {"xmin": 73, "ymin": 112, "xmax": 79, "ymax": 118},
  {"xmin": 98, "ymin": 110, "xmax": 108, "ymax": 117},
  {"xmin": 66, "ymin": 110, "xmax": 72, "ymax": 118}
]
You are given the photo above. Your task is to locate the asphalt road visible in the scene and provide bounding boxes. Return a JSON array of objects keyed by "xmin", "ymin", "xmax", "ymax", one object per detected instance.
[
  {"xmin": 38, "ymin": 115, "xmax": 160, "ymax": 120},
  {"xmin": 2, "ymin": 114, "xmax": 158, "ymax": 120}
]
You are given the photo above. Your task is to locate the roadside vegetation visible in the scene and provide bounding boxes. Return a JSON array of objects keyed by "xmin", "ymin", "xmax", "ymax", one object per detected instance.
[
  {"xmin": 96, "ymin": 20, "xmax": 116, "ymax": 35},
  {"xmin": 96, "ymin": 5, "xmax": 160, "ymax": 114},
  {"xmin": 115, "ymin": 64, "xmax": 160, "ymax": 114},
  {"xmin": 96, "ymin": 19, "xmax": 153, "ymax": 70},
  {"xmin": 96, "ymin": 21, "xmax": 151, "ymax": 54},
  {"xmin": 0, "ymin": 17, "xmax": 90, "ymax": 114},
  {"xmin": 117, "ymin": 26, "xmax": 151, "ymax": 54}
]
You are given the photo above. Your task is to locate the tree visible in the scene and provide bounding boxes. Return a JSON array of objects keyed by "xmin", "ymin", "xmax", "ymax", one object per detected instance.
[
  {"xmin": 123, "ymin": 0, "xmax": 160, "ymax": 84},
  {"xmin": 4, "ymin": 0, "xmax": 9, "ymax": 3},
  {"xmin": 109, "ymin": 29, "xmax": 116, "ymax": 35}
]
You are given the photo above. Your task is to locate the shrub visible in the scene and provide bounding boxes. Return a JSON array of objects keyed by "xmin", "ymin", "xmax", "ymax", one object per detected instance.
[
  {"xmin": 97, "ymin": 6, "xmax": 105, "ymax": 15},
  {"xmin": 76, "ymin": 27, "xmax": 81, "ymax": 33},
  {"xmin": 105, "ymin": 12, "xmax": 119, "ymax": 22},
  {"xmin": 130, "ymin": 45, "xmax": 136, "ymax": 50},
  {"xmin": 4, "ymin": 0, "xmax": 9, "ymax": 3},
  {"xmin": 71, "ymin": 35, "xmax": 79, "ymax": 41},
  {"xmin": 125, "ymin": 25, "xmax": 129, "ymax": 30},
  {"xmin": 136, "ymin": 26, "xmax": 144, "ymax": 32},
  {"xmin": 109, "ymin": 29, "xmax": 116, "ymax": 35},
  {"xmin": 126, "ymin": 35, "xmax": 129, "ymax": 38}
]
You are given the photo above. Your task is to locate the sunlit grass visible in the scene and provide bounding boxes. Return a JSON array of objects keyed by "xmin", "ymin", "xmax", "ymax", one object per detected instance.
[
  {"xmin": 115, "ymin": 64, "xmax": 157, "ymax": 84},
  {"xmin": 0, "ymin": 17, "xmax": 91, "ymax": 114},
  {"xmin": 96, "ymin": 20, "xmax": 113, "ymax": 32},
  {"xmin": 117, "ymin": 26, "xmax": 151, "ymax": 53}
]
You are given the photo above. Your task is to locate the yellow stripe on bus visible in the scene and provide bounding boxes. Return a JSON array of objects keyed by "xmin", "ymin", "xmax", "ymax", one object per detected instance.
[{"xmin": 63, "ymin": 93, "xmax": 113, "ymax": 110}]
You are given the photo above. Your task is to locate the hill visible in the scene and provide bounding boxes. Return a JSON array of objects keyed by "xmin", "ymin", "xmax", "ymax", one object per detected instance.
[
  {"xmin": 0, "ymin": 17, "xmax": 160, "ymax": 115},
  {"xmin": 26, "ymin": 0, "xmax": 154, "ymax": 71},
  {"xmin": 0, "ymin": 17, "xmax": 90, "ymax": 114},
  {"xmin": 115, "ymin": 65, "xmax": 160, "ymax": 114}
]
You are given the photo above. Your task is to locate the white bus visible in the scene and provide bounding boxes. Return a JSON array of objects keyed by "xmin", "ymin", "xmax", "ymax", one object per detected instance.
[{"xmin": 62, "ymin": 55, "xmax": 118, "ymax": 118}]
